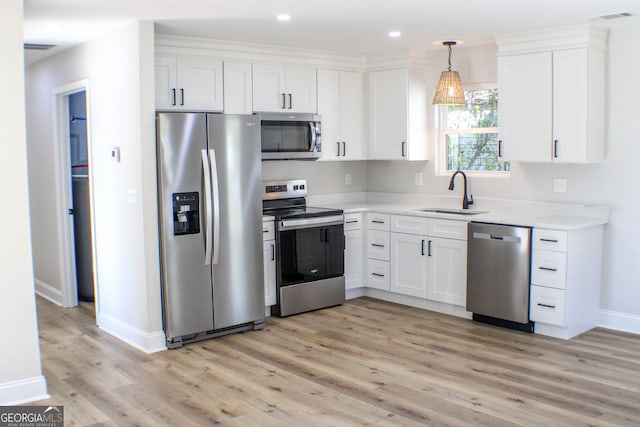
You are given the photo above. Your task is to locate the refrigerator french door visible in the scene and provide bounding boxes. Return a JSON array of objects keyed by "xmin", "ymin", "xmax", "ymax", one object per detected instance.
[{"xmin": 156, "ymin": 113, "xmax": 264, "ymax": 348}]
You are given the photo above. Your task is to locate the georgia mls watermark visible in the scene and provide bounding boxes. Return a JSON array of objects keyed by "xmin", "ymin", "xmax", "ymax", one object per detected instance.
[{"xmin": 0, "ymin": 406, "xmax": 63, "ymax": 427}]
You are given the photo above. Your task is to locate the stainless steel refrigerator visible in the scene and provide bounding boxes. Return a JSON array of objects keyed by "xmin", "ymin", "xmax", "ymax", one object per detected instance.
[{"xmin": 156, "ymin": 113, "xmax": 264, "ymax": 349}]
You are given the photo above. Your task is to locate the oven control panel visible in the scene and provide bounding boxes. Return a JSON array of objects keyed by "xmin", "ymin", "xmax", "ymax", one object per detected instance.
[{"xmin": 263, "ymin": 179, "xmax": 308, "ymax": 200}]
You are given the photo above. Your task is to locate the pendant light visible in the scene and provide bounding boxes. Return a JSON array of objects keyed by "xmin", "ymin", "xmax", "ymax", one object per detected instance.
[{"xmin": 432, "ymin": 41, "xmax": 465, "ymax": 106}]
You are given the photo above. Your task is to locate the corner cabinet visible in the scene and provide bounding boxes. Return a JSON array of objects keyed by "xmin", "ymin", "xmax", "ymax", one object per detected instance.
[
  {"xmin": 368, "ymin": 67, "xmax": 429, "ymax": 160},
  {"xmin": 497, "ymin": 26, "xmax": 607, "ymax": 163},
  {"xmin": 317, "ymin": 70, "xmax": 364, "ymax": 160},
  {"xmin": 155, "ymin": 55, "xmax": 224, "ymax": 111},
  {"xmin": 252, "ymin": 64, "xmax": 317, "ymax": 113}
]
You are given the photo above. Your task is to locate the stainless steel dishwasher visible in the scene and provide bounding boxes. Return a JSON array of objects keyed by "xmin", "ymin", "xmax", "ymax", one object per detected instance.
[{"xmin": 467, "ymin": 222, "xmax": 534, "ymax": 332}]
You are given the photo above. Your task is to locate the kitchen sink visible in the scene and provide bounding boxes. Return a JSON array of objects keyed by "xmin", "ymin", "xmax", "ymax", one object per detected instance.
[{"xmin": 417, "ymin": 208, "xmax": 488, "ymax": 215}]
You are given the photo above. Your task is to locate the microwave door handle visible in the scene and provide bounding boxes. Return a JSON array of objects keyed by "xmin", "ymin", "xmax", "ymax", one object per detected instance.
[
  {"xmin": 209, "ymin": 149, "xmax": 221, "ymax": 265},
  {"xmin": 201, "ymin": 150, "xmax": 213, "ymax": 265},
  {"xmin": 309, "ymin": 122, "xmax": 317, "ymax": 152}
]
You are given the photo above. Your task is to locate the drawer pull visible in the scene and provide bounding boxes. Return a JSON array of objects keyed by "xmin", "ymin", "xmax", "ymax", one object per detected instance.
[
  {"xmin": 537, "ymin": 303, "xmax": 556, "ymax": 309},
  {"xmin": 262, "ymin": 229, "xmax": 269, "ymax": 233},
  {"xmin": 371, "ymin": 273, "xmax": 385, "ymax": 277},
  {"xmin": 345, "ymin": 220, "xmax": 359, "ymax": 224},
  {"xmin": 371, "ymin": 220, "xmax": 385, "ymax": 224},
  {"xmin": 539, "ymin": 267, "xmax": 558, "ymax": 272},
  {"xmin": 371, "ymin": 243, "xmax": 385, "ymax": 248},
  {"xmin": 540, "ymin": 238, "xmax": 559, "ymax": 243}
]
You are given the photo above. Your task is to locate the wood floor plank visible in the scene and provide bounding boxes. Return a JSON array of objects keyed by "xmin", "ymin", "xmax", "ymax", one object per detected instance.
[{"xmin": 30, "ymin": 296, "xmax": 640, "ymax": 426}]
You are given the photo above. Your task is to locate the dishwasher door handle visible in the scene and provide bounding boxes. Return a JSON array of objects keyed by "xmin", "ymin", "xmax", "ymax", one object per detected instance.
[{"xmin": 473, "ymin": 232, "xmax": 521, "ymax": 244}]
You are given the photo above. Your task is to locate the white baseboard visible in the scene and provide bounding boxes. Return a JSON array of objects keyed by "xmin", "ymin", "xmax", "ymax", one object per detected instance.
[
  {"xmin": 0, "ymin": 375, "xmax": 48, "ymax": 405},
  {"xmin": 97, "ymin": 312, "xmax": 166, "ymax": 353},
  {"xmin": 34, "ymin": 279, "xmax": 63, "ymax": 306},
  {"xmin": 599, "ymin": 309, "xmax": 640, "ymax": 335}
]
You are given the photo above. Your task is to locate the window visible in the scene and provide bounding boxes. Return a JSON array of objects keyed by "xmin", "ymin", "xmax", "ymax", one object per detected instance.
[{"xmin": 439, "ymin": 86, "xmax": 509, "ymax": 174}]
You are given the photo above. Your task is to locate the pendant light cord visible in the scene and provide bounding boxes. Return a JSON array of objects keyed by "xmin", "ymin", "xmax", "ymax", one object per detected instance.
[{"xmin": 448, "ymin": 44, "xmax": 452, "ymax": 71}]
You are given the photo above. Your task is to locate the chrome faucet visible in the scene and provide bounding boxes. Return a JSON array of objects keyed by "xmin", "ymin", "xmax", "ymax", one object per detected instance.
[{"xmin": 448, "ymin": 170, "xmax": 474, "ymax": 209}]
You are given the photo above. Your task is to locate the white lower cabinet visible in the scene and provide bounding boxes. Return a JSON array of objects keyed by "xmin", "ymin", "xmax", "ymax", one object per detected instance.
[
  {"xmin": 426, "ymin": 237, "xmax": 467, "ymax": 307},
  {"xmin": 344, "ymin": 213, "xmax": 364, "ymax": 291},
  {"xmin": 529, "ymin": 226, "xmax": 604, "ymax": 339},
  {"xmin": 262, "ymin": 221, "xmax": 276, "ymax": 307},
  {"xmin": 367, "ymin": 259, "xmax": 390, "ymax": 291},
  {"xmin": 390, "ymin": 232, "xmax": 427, "ymax": 298}
]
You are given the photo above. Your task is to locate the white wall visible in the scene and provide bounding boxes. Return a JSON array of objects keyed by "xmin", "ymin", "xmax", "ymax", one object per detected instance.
[
  {"xmin": 0, "ymin": 0, "xmax": 48, "ymax": 404},
  {"xmin": 366, "ymin": 20, "xmax": 640, "ymax": 325},
  {"xmin": 263, "ymin": 160, "xmax": 367, "ymax": 194},
  {"xmin": 26, "ymin": 21, "xmax": 165, "ymax": 352}
]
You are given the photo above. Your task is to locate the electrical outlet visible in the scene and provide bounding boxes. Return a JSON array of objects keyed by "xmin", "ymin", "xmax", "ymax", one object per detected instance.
[
  {"xmin": 127, "ymin": 188, "xmax": 138, "ymax": 204},
  {"xmin": 414, "ymin": 172, "xmax": 423, "ymax": 186},
  {"xmin": 345, "ymin": 173, "xmax": 352, "ymax": 186},
  {"xmin": 553, "ymin": 178, "xmax": 567, "ymax": 193}
]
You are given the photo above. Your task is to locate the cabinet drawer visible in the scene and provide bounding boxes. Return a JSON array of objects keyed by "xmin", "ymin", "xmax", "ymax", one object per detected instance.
[
  {"xmin": 367, "ymin": 259, "xmax": 390, "ymax": 291},
  {"xmin": 367, "ymin": 213, "xmax": 390, "ymax": 231},
  {"xmin": 530, "ymin": 285, "xmax": 566, "ymax": 326},
  {"xmin": 532, "ymin": 250, "xmax": 567, "ymax": 289},
  {"xmin": 533, "ymin": 229, "xmax": 568, "ymax": 252},
  {"xmin": 391, "ymin": 215, "xmax": 428, "ymax": 235},
  {"xmin": 367, "ymin": 230, "xmax": 390, "ymax": 261},
  {"xmin": 344, "ymin": 213, "xmax": 363, "ymax": 231},
  {"xmin": 428, "ymin": 219, "xmax": 468, "ymax": 241},
  {"xmin": 262, "ymin": 220, "xmax": 275, "ymax": 241}
]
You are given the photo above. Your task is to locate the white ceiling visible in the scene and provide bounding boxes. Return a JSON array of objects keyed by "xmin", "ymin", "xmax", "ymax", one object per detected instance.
[{"xmin": 23, "ymin": 0, "xmax": 638, "ymax": 57}]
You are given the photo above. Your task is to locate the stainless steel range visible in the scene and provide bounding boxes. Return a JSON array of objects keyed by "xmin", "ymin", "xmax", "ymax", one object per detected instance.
[{"xmin": 263, "ymin": 180, "xmax": 345, "ymax": 317}]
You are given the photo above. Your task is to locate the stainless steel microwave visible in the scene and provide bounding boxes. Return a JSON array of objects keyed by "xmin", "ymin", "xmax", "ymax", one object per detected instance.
[{"xmin": 259, "ymin": 113, "xmax": 321, "ymax": 160}]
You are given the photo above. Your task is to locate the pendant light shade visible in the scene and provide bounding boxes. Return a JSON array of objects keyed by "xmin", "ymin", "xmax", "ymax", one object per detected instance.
[{"xmin": 433, "ymin": 41, "xmax": 465, "ymax": 106}]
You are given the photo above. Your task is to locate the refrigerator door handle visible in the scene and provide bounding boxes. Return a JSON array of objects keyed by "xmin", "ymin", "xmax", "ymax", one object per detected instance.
[
  {"xmin": 209, "ymin": 149, "xmax": 221, "ymax": 265},
  {"xmin": 202, "ymin": 150, "xmax": 213, "ymax": 265}
]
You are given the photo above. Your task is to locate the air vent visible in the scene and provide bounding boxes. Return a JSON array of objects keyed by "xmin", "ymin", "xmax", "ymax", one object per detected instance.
[
  {"xmin": 24, "ymin": 43, "xmax": 57, "ymax": 51},
  {"xmin": 598, "ymin": 12, "xmax": 632, "ymax": 20}
]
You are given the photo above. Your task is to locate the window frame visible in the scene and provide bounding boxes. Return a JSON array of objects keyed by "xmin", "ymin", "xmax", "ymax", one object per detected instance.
[{"xmin": 435, "ymin": 82, "xmax": 509, "ymax": 178}]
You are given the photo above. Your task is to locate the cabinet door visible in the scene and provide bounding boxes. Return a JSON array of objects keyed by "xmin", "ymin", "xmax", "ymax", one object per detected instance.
[
  {"xmin": 317, "ymin": 69, "xmax": 341, "ymax": 158},
  {"xmin": 177, "ymin": 57, "xmax": 223, "ymax": 111},
  {"xmin": 345, "ymin": 228, "xmax": 364, "ymax": 290},
  {"xmin": 427, "ymin": 237, "xmax": 467, "ymax": 306},
  {"xmin": 155, "ymin": 56, "xmax": 178, "ymax": 110},
  {"xmin": 390, "ymin": 233, "xmax": 427, "ymax": 298},
  {"xmin": 553, "ymin": 49, "xmax": 588, "ymax": 162},
  {"xmin": 498, "ymin": 53, "xmax": 552, "ymax": 162},
  {"xmin": 223, "ymin": 62, "xmax": 253, "ymax": 114},
  {"xmin": 339, "ymin": 71, "xmax": 364, "ymax": 159},
  {"xmin": 286, "ymin": 67, "xmax": 317, "ymax": 113},
  {"xmin": 368, "ymin": 69, "xmax": 408, "ymax": 160},
  {"xmin": 253, "ymin": 64, "xmax": 287, "ymax": 112},
  {"xmin": 263, "ymin": 240, "xmax": 276, "ymax": 306}
]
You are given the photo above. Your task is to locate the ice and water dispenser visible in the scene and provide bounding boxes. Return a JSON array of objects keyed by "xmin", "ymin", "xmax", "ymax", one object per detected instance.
[{"xmin": 173, "ymin": 192, "xmax": 200, "ymax": 235}]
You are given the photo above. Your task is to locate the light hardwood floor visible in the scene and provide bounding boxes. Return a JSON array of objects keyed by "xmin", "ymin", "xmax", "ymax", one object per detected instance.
[{"xmin": 34, "ymin": 296, "xmax": 640, "ymax": 426}]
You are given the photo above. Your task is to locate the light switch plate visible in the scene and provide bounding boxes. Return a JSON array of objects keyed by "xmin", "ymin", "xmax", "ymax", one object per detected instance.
[
  {"xmin": 345, "ymin": 173, "xmax": 352, "ymax": 186},
  {"xmin": 415, "ymin": 172, "xmax": 423, "ymax": 186},
  {"xmin": 553, "ymin": 178, "xmax": 567, "ymax": 193}
]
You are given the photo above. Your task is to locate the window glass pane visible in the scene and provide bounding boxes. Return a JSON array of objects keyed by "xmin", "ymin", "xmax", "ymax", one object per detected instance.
[
  {"xmin": 447, "ymin": 89, "xmax": 498, "ymax": 129},
  {"xmin": 446, "ymin": 133, "xmax": 509, "ymax": 172}
]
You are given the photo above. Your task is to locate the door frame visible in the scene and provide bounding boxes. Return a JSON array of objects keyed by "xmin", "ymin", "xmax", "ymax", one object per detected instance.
[{"xmin": 52, "ymin": 79, "xmax": 97, "ymax": 309}]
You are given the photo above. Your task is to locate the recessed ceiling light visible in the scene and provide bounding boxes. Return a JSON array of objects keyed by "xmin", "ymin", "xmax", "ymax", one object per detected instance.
[
  {"xmin": 389, "ymin": 31, "xmax": 401, "ymax": 38},
  {"xmin": 597, "ymin": 12, "xmax": 632, "ymax": 20},
  {"xmin": 277, "ymin": 14, "xmax": 291, "ymax": 22}
]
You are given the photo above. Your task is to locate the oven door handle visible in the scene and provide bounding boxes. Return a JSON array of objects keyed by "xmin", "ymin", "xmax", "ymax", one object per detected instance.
[{"xmin": 279, "ymin": 215, "xmax": 344, "ymax": 231}]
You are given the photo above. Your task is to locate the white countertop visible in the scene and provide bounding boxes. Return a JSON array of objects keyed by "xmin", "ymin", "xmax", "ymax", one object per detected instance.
[{"xmin": 308, "ymin": 200, "xmax": 608, "ymax": 231}]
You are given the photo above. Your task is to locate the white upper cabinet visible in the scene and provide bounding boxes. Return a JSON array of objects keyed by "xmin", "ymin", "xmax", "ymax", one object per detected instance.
[
  {"xmin": 223, "ymin": 62, "xmax": 253, "ymax": 114},
  {"xmin": 252, "ymin": 64, "xmax": 317, "ymax": 113},
  {"xmin": 155, "ymin": 55, "xmax": 224, "ymax": 112},
  {"xmin": 497, "ymin": 26, "xmax": 606, "ymax": 163},
  {"xmin": 368, "ymin": 67, "xmax": 428, "ymax": 160},
  {"xmin": 317, "ymin": 69, "xmax": 364, "ymax": 160}
]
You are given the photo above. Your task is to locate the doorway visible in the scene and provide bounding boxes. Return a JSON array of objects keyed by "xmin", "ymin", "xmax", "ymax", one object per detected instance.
[{"xmin": 51, "ymin": 80, "xmax": 97, "ymax": 310}]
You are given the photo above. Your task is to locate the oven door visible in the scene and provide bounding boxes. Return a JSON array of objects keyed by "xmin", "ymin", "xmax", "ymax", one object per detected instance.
[{"xmin": 277, "ymin": 217, "xmax": 344, "ymax": 287}]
